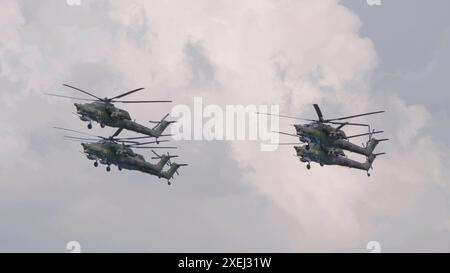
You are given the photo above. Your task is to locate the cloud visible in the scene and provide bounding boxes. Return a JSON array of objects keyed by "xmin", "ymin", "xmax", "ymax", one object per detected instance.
[{"xmin": 1, "ymin": 0, "xmax": 449, "ymax": 252}]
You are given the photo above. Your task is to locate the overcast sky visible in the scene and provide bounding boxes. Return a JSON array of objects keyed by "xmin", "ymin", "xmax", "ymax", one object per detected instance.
[{"xmin": 1, "ymin": 0, "xmax": 449, "ymax": 252}]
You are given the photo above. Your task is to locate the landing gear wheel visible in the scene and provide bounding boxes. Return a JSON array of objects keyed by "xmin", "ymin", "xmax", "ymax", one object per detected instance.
[
  {"xmin": 305, "ymin": 145, "xmax": 310, "ymax": 150},
  {"xmin": 306, "ymin": 164, "xmax": 311, "ymax": 170},
  {"xmin": 320, "ymin": 163, "xmax": 324, "ymax": 167},
  {"xmin": 118, "ymin": 166, "xmax": 122, "ymax": 171},
  {"xmin": 106, "ymin": 166, "xmax": 111, "ymax": 172},
  {"xmin": 87, "ymin": 123, "xmax": 93, "ymax": 129},
  {"xmin": 100, "ymin": 124, "xmax": 105, "ymax": 128},
  {"xmin": 94, "ymin": 161, "xmax": 98, "ymax": 167},
  {"xmin": 367, "ymin": 172, "xmax": 371, "ymax": 177},
  {"xmin": 168, "ymin": 181, "xmax": 172, "ymax": 186}
]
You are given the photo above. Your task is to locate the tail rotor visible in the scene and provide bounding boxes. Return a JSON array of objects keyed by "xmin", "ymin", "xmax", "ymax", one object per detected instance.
[{"xmin": 151, "ymin": 150, "xmax": 187, "ymax": 185}]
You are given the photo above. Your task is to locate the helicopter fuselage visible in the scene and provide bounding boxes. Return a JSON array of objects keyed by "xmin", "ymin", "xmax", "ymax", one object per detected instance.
[
  {"xmin": 294, "ymin": 122, "xmax": 376, "ymax": 156},
  {"xmin": 294, "ymin": 122, "xmax": 345, "ymax": 144},
  {"xmin": 294, "ymin": 144, "xmax": 373, "ymax": 172},
  {"xmin": 81, "ymin": 141, "xmax": 168, "ymax": 176},
  {"xmin": 74, "ymin": 102, "xmax": 164, "ymax": 137},
  {"xmin": 81, "ymin": 141, "xmax": 133, "ymax": 164},
  {"xmin": 74, "ymin": 101, "xmax": 130, "ymax": 124}
]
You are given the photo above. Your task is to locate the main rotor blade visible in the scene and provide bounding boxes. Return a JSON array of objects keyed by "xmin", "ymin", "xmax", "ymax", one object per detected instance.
[
  {"xmin": 111, "ymin": 128, "xmax": 123, "ymax": 138},
  {"xmin": 113, "ymin": 100, "xmax": 172, "ymax": 103},
  {"xmin": 151, "ymin": 155, "xmax": 178, "ymax": 159},
  {"xmin": 44, "ymin": 93, "xmax": 97, "ymax": 101},
  {"xmin": 109, "ymin": 88, "xmax": 145, "ymax": 100},
  {"xmin": 63, "ymin": 84, "xmax": 103, "ymax": 101},
  {"xmin": 328, "ymin": 121, "xmax": 369, "ymax": 127},
  {"xmin": 63, "ymin": 136, "xmax": 99, "ymax": 141},
  {"xmin": 117, "ymin": 140, "xmax": 142, "ymax": 144},
  {"xmin": 110, "ymin": 135, "xmax": 172, "ymax": 141},
  {"xmin": 313, "ymin": 104, "xmax": 324, "ymax": 122},
  {"xmin": 345, "ymin": 130, "xmax": 384, "ymax": 139},
  {"xmin": 116, "ymin": 135, "xmax": 159, "ymax": 140},
  {"xmin": 267, "ymin": 143, "xmax": 303, "ymax": 145},
  {"xmin": 63, "ymin": 138, "xmax": 97, "ymax": 143},
  {"xmin": 325, "ymin": 110, "xmax": 385, "ymax": 122},
  {"xmin": 54, "ymin": 127, "xmax": 102, "ymax": 138},
  {"xmin": 273, "ymin": 131, "xmax": 299, "ymax": 138},
  {"xmin": 132, "ymin": 146, "xmax": 177, "ymax": 149},
  {"xmin": 256, "ymin": 112, "xmax": 315, "ymax": 122},
  {"xmin": 132, "ymin": 140, "xmax": 169, "ymax": 145},
  {"xmin": 161, "ymin": 113, "xmax": 170, "ymax": 121},
  {"xmin": 151, "ymin": 150, "xmax": 161, "ymax": 158}
]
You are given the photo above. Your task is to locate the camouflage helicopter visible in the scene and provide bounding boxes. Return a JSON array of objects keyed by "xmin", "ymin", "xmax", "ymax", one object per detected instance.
[
  {"xmin": 83, "ymin": 144, "xmax": 187, "ymax": 185},
  {"xmin": 293, "ymin": 143, "xmax": 384, "ymax": 176},
  {"xmin": 46, "ymin": 84, "xmax": 174, "ymax": 141},
  {"xmin": 56, "ymin": 127, "xmax": 186, "ymax": 185},
  {"xmin": 259, "ymin": 104, "xmax": 386, "ymax": 156},
  {"xmin": 276, "ymin": 129, "xmax": 388, "ymax": 157}
]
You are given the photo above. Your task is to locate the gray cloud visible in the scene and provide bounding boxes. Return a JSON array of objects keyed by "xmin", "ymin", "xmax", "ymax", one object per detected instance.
[
  {"xmin": 184, "ymin": 40, "xmax": 217, "ymax": 88},
  {"xmin": 1, "ymin": 0, "xmax": 449, "ymax": 252},
  {"xmin": 0, "ymin": 0, "xmax": 298, "ymax": 252}
]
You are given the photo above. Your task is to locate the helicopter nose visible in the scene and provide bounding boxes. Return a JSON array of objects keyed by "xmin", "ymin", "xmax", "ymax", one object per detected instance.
[{"xmin": 81, "ymin": 143, "xmax": 86, "ymax": 150}]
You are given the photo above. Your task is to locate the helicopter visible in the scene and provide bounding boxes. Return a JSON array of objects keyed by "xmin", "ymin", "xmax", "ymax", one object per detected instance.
[
  {"xmin": 46, "ymin": 84, "xmax": 174, "ymax": 140},
  {"xmin": 82, "ymin": 143, "xmax": 186, "ymax": 185},
  {"xmin": 259, "ymin": 104, "xmax": 387, "ymax": 156},
  {"xmin": 56, "ymin": 127, "xmax": 187, "ymax": 185},
  {"xmin": 294, "ymin": 143, "xmax": 384, "ymax": 177},
  {"xmin": 277, "ymin": 130, "xmax": 388, "ymax": 157}
]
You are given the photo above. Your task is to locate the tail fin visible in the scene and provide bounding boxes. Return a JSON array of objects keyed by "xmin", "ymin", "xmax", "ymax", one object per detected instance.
[
  {"xmin": 154, "ymin": 155, "xmax": 171, "ymax": 172},
  {"xmin": 149, "ymin": 113, "xmax": 176, "ymax": 138},
  {"xmin": 151, "ymin": 150, "xmax": 179, "ymax": 172},
  {"xmin": 364, "ymin": 152, "xmax": 385, "ymax": 175},
  {"xmin": 366, "ymin": 138, "xmax": 389, "ymax": 154},
  {"xmin": 160, "ymin": 163, "xmax": 188, "ymax": 185}
]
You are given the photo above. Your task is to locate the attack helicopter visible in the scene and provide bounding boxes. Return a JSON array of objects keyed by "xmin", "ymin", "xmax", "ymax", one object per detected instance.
[
  {"xmin": 259, "ymin": 104, "xmax": 386, "ymax": 156},
  {"xmin": 83, "ymin": 143, "xmax": 186, "ymax": 185},
  {"xmin": 55, "ymin": 127, "xmax": 186, "ymax": 185},
  {"xmin": 276, "ymin": 130, "xmax": 388, "ymax": 157},
  {"xmin": 46, "ymin": 84, "xmax": 174, "ymax": 140},
  {"xmin": 293, "ymin": 143, "xmax": 384, "ymax": 176}
]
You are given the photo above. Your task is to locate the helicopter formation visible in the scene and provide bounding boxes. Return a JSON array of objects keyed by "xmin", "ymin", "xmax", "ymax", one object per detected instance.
[
  {"xmin": 259, "ymin": 104, "xmax": 388, "ymax": 176},
  {"xmin": 48, "ymin": 84, "xmax": 387, "ymax": 181},
  {"xmin": 47, "ymin": 84, "xmax": 187, "ymax": 185}
]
